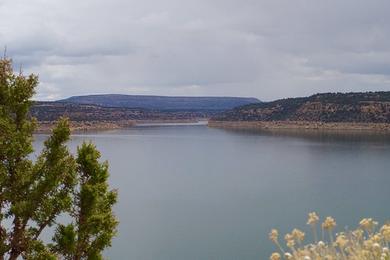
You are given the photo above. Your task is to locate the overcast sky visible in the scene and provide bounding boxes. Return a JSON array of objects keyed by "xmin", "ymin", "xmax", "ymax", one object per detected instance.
[{"xmin": 1, "ymin": 0, "xmax": 390, "ymax": 101}]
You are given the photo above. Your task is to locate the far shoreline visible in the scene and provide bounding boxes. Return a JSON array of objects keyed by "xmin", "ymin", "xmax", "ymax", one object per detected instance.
[
  {"xmin": 35, "ymin": 119, "xmax": 208, "ymax": 133},
  {"xmin": 208, "ymin": 120, "xmax": 390, "ymax": 133},
  {"xmin": 35, "ymin": 119, "xmax": 390, "ymax": 134}
]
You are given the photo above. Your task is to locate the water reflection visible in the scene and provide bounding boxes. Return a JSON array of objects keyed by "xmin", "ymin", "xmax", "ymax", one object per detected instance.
[{"xmin": 219, "ymin": 127, "xmax": 390, "ymax": 144}]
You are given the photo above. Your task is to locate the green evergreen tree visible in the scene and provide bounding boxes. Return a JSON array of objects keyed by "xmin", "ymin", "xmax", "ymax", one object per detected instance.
[
  {"xmin": 52, "ymin": 142, "xmax": 118, "ymax": 260},
  {"xmin": 0, "ymin": 56, "xmax": 118, "ymax": 259}
]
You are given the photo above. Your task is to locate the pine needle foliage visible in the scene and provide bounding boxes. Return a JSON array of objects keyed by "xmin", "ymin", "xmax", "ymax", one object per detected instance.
[
  {"xmin": 52, "ymin": 143, "xmax": 118, "ymax": 260},
  {"xmin": 0, "ymin": 57, "xmax": 118, "ymax": 259}
]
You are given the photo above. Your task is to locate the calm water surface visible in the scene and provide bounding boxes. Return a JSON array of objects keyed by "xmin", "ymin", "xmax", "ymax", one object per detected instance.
[{"xmin": 33, "ymin": 125, "xmax": 390, "ymax": 260}]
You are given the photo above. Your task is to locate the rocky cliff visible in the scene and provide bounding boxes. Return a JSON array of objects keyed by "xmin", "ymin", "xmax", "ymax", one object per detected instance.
[{"xmin": 212, "ymin": 92, "xmax": 390, "ymax": 123}]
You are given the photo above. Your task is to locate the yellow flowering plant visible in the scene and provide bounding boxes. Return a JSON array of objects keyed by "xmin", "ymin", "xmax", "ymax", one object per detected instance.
[{"xmin": 269, "ymin": 212, "xmax": 390, "ymax": 260}]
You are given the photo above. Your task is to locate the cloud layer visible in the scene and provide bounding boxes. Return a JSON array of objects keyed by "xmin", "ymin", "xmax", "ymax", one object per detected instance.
[{"xmin": 1, "ymin": 0, "xmax": 390, "ymax": 100}]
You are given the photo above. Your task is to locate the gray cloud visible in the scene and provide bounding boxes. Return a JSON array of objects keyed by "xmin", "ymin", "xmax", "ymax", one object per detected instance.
[{"xmin": 1, "ymin": 0, "xmax": 390, "ymax": 101}]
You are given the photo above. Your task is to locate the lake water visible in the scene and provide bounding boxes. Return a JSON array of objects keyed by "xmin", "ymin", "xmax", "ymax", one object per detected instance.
[{"xmin": 33, "ymin": 125, "xmax": 390, "ymax": 260}]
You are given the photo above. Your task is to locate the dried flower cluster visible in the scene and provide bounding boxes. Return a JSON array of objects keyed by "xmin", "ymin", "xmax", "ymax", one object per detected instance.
[{"xmin": 269, "ymin": 212, "xmax": 390, "ymax": 260}]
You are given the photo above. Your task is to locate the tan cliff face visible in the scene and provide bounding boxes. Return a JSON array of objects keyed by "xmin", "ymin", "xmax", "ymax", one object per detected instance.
[
  {"xmin": 293, "ymin": 102, "xmax": 352, "ymax": 121},
  {"xmin": 241, "ymin": 106, "xmax": 283, "ymax": 119},
  {"xmin": 360, "ymin": 101, "xmax": 390, "ymax": 114}
]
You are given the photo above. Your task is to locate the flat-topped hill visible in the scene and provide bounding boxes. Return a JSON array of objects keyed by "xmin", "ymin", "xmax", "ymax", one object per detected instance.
[{"xmin": 60, "ymin": 94, "xmax": 260, "ymax": 111}]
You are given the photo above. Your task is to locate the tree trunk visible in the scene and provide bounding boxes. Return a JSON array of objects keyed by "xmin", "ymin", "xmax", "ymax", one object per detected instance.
[{"xmin": 9, "ymin": 218, "xmax": 22, "ymax": 260}]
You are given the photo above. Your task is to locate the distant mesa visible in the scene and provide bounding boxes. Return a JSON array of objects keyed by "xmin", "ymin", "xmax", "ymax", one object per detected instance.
[{"xmin": 59, "ymin": 94, "xmax": 261, "ymax": 111}]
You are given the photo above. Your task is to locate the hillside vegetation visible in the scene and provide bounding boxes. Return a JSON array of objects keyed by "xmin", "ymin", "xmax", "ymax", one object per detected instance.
[
  {"xmin": 213, "ymin": 92, "xmax": 390, "ymax": 123},
  {"xmin": 61, "ymin": 94, "xmax": 260, "ymax": 111},
  {"xmin": 31, "ymin": 101, "xmax": 214, "ymax": 122}
]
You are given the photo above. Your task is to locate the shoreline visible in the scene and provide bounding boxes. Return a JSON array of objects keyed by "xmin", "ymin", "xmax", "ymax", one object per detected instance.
[
  {"xmin": 36, "ymin": 119, "xmax": 390, "ymax": 134},
  {"xmin": 36, "ymin": 120, "xmax": 136, "ymax": 133},
  {"xmin": 35, "ymin": 119, "xmax": 207, "ymax": 133},
  {"xmin": 208, "ymin": 120, "xmax": 390, "ymax": 133}
]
